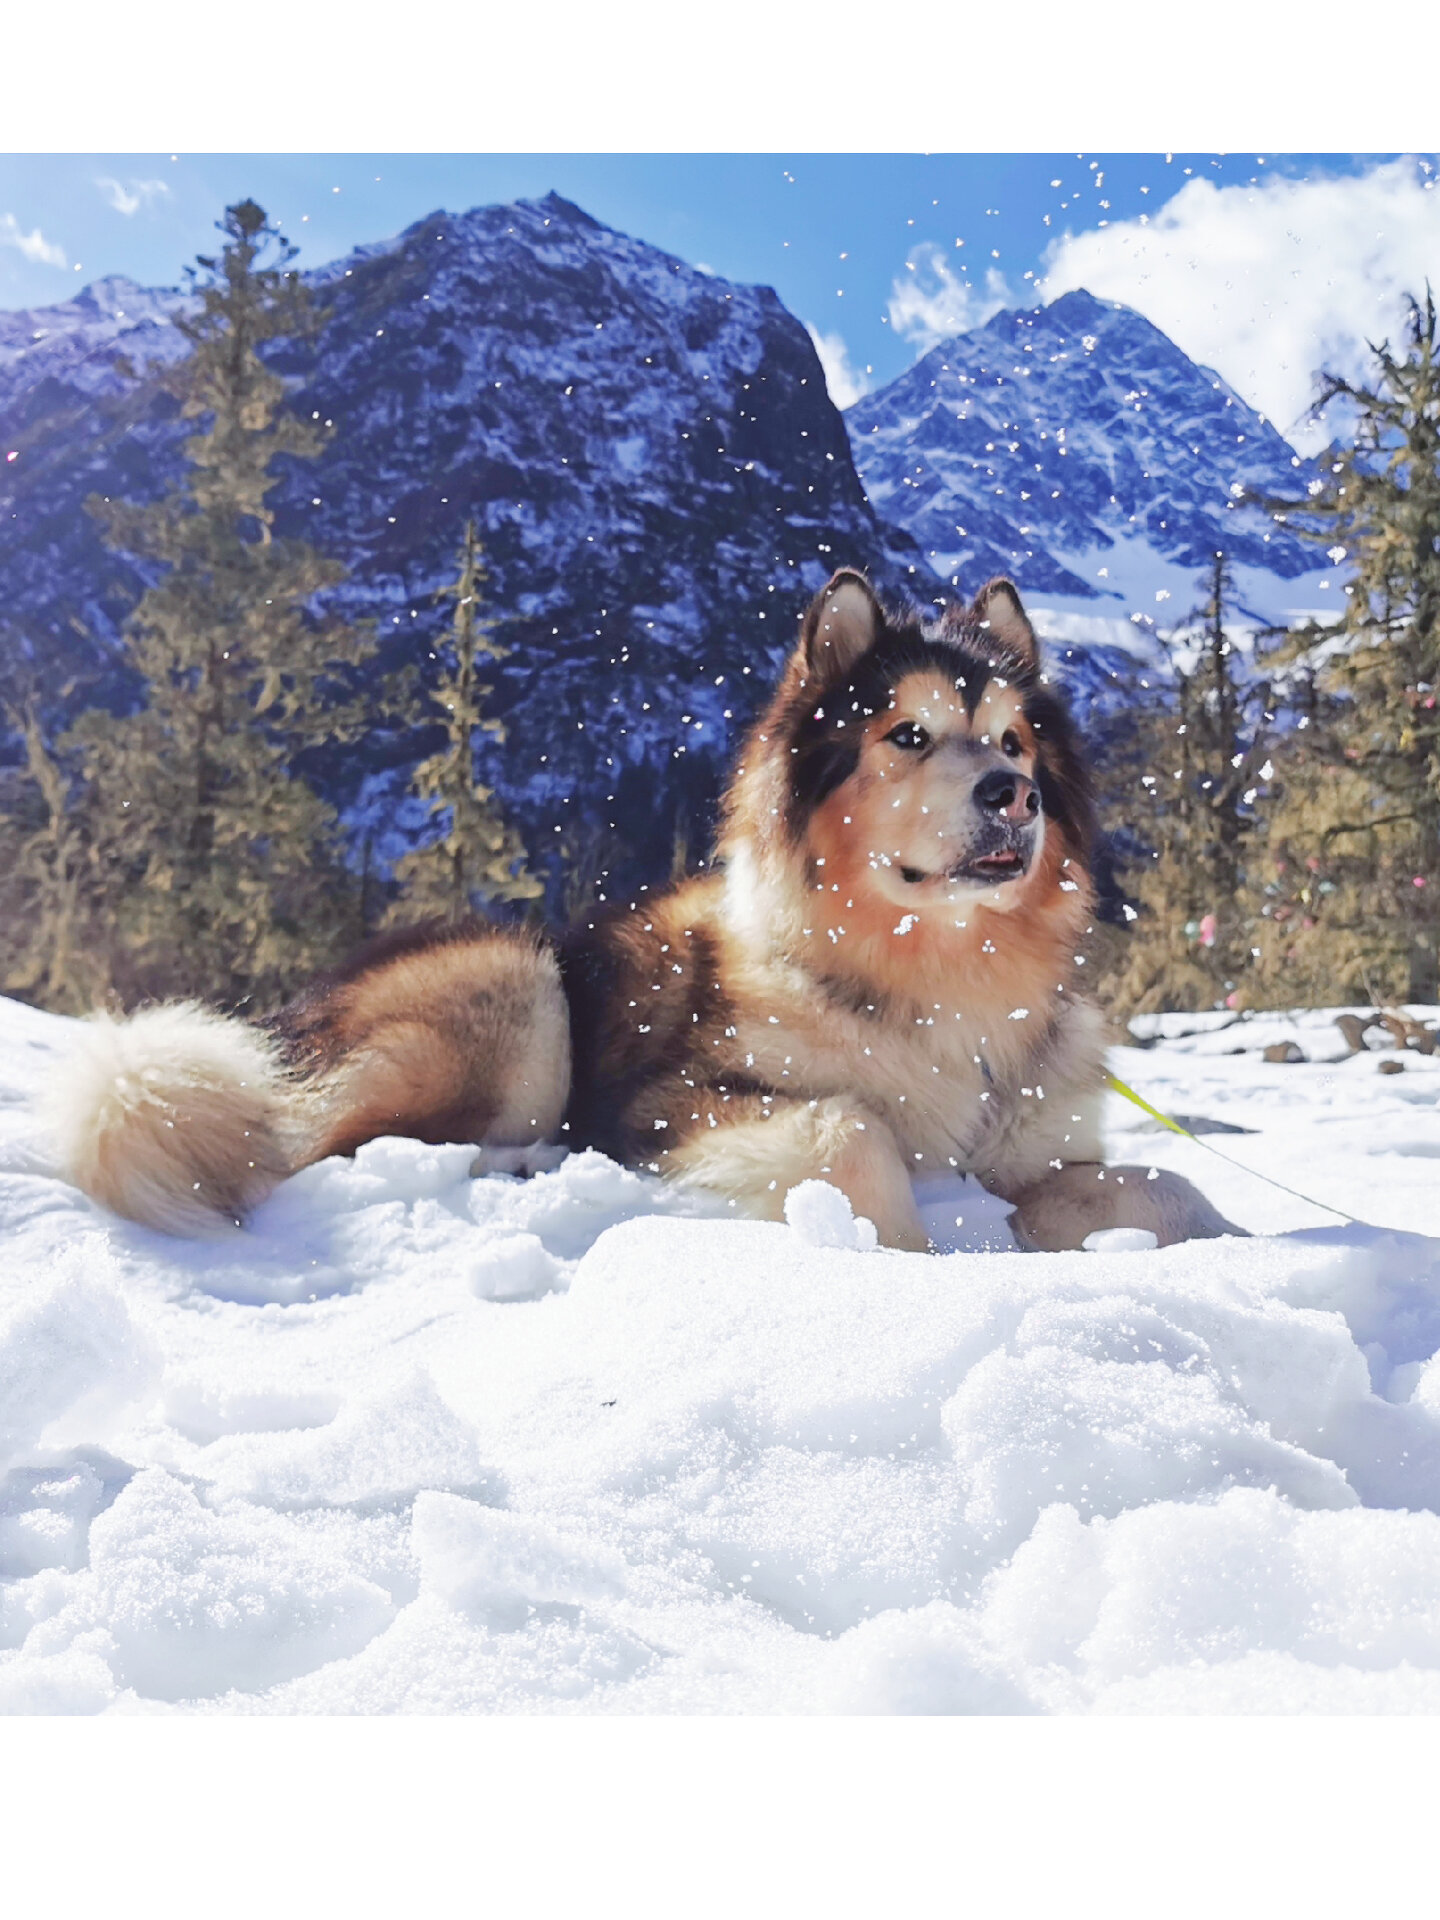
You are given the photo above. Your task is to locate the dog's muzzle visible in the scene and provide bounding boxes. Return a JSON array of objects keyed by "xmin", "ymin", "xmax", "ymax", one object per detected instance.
[{"xmin": 900, "ymin": 771, "xmax": 1041, "ymax": 887}]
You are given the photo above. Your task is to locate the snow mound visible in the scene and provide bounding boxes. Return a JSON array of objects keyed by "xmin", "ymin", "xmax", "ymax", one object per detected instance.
[
  {"xmin": 783, "ymin": 1180, "xmax": 878, "ymax": 1251},
  {"xmin": 48, "ymin": 1468, "xmax": 397, "ymax": 1702},
  {"xmin": 5, "ymin": 994, "xmax": 1440, "ymax": 1714},
  {"xmin": 413, "ymin": 1493, "xmax": 626, "ymax": 1626},
  {"xmin": 1083, "ymin": 1227, "xmax": 1158, "ymax": 1252},
  {"xmin": 0, "ymin": 1264, "xmax": 157, "ymax": 1472}
]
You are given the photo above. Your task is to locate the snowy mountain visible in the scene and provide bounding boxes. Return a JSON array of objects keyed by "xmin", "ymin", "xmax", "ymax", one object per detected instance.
[
  {"xmin": 1, "ymin": 210, "xmax": 1344, "ymax": 895},
  {"xmin": 847, "ymin": 288, "xmax": 1335, "ymax": 633},
  {"xmin": 0, "ymin": 194, "xmax": 923, "ymax": 887}
]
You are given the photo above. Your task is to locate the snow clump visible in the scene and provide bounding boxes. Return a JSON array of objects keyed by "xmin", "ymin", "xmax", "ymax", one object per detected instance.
[{"xmin": 783, "ymin": 1180, "xmax": 879, "ymax": 1251}]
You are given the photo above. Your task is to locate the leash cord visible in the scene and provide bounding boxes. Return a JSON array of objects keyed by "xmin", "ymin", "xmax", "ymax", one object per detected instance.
[{"xmin": 1104, "ymin": 1070, "xmax": 1367, "ymax": 1227}]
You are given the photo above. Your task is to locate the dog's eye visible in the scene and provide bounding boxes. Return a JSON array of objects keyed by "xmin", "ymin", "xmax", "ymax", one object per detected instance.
[
  {"xmin": 886, "ymin": 722, "xmax": 930, "ymax": 752},
  {"xmin": 1001, "ymin": 729, "xmax": 1022, "ymax": 758}
]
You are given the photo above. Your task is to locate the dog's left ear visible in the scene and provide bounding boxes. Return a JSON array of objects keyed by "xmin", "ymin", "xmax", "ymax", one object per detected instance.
[
  {"xmin": 800, "ymin": 569, "xmax": 883, "ymax": 683},
  {"xmin": 971, "ymin": 578, "xmax": 1039, "ymax": 669}
]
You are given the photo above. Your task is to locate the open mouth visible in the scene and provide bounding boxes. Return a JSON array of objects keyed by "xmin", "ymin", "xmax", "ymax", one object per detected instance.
[
  {"xmin": 963, "ymin": 849, "xmax": 1027, "ymax": 882},
  {"xmin": 899, "ymin": 849, "xmax": 1028, "ymax": 886}
]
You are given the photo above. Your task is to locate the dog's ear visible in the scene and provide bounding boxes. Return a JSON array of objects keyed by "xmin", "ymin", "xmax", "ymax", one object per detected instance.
[
  {"xmin": 800, "ymin": 569, "xmax": 882, "ymax": 683},
  {"xmin": 971, "ymin": 577, "xmax": 1039, "ymax": 669}
]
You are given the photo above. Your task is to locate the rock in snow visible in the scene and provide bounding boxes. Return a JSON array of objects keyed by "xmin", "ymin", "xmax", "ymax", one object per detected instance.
[{"xmin": 4, "ymin": 993, "xmax": 1440, "ymax": 1715}]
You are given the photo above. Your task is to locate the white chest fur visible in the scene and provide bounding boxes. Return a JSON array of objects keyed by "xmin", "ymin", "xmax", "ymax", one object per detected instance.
[
  {"xmin": 724, "ymin": 973, "xmax": 1100, "ymax": 1185},
  {"xmin": 716, "ymin": 850, "xmax": 1106, "ymax": 1188}
]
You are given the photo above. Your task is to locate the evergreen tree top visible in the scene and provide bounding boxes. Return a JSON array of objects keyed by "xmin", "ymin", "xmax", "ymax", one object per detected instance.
[
  {"xmin": 180, "ymin": 200, "xmax": 313, "ymax": 351},
  {"xmin": 1311, "ymin": 286, "xmax": 1439, "ymax": 451},
  {"xmin": 94, "ymin": 200, "xmax": 330, "ymax": 562}
]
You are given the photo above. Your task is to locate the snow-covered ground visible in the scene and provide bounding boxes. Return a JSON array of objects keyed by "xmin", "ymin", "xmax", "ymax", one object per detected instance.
[{"xmin": 4, "ymin": 994, "xmax": 1440, "ymax": 1716}]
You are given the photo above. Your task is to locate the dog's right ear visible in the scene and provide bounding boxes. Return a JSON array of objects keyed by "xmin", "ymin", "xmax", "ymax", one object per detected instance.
[
  {"xmin": 970, "ymin": 577, "xmax": 1039, "ymax": 669},
  {"xmin": 799, "ymin": 569, "xmax": 882, "ymax": 684}
]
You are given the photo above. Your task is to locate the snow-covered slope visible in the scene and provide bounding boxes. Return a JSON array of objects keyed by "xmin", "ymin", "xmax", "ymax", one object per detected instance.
[
  {"xmin": 6, "ymin": 992, "xmax": 1440, "ymax": 1716},
  {"xmin": 0, "ymin": 276, "xmax": 193, "ymax": 692},
  {"xmin": 847, "ymin": 288, "xmax": 1338, "ymax": 641},
  {"xmin": 0, "ymin": 276, "xmax": 189, "ymax": 416}
]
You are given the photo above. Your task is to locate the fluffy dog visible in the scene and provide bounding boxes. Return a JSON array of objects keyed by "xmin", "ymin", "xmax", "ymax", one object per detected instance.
[{"xmin": 44, "ymin": 570, "xmax": 1239, "ymax": 1251}]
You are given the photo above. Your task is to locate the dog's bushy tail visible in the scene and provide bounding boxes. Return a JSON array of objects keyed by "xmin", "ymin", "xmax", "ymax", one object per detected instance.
[{"xmin": 41, "ymin": 1003, "xmax": 295, "ymax": 1235}]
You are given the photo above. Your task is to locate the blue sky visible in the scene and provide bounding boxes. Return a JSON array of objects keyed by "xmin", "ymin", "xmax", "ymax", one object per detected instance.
[
  {"xmin": 0, "ymin": 154, "xmax": 1392, "ymax": 368},
  {"xmin": 2, "ymin": 152, "xmax": 1434, "ymax": 443}
]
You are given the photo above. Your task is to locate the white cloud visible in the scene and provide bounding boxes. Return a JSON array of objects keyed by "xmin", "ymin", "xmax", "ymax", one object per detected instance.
[
  {"xmin": 96, "ymin": 176, "xmax": 170, "ymax": 217},
  {"xmin": 887, "ymin": 242, "xmax": 1013, "ymax": 351},
  {"xmin": 806, "ymin": 324, "xmax": 870, "ymax": 410},
  {"xmin": 0, "ymin": 212, "xmax": 67, "ymax": 269},
  {"xmin": 1040, "ymin": 156, "xmax": 1440, "ymax": 452}
]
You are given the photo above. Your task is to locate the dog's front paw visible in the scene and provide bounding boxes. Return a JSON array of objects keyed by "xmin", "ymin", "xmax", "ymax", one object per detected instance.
[{"xmin": 1006, "ymin": 1161, "xmax": 1245, "ymax": 1252}]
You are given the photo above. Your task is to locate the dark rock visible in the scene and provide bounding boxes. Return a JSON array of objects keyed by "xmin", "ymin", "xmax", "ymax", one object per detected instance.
[{"xmin": 1262, "ymin": 1041, "xmax": 1306, "ymax": 1064}]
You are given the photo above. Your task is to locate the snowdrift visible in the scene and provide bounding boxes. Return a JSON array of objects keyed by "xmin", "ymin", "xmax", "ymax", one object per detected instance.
[{"xmin": 4, "ymin": 995, "xmax": 1440, "ymax": 1715}]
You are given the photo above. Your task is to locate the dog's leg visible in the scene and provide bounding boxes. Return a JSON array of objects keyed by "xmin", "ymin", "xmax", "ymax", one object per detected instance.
[
  {"xmin": 300, "ymin": 937, "xmax": 571, "ymax": 1165},
  {"xmin": 1004, "ymin": 1162, "xmax": 1245, "ymax": 1252},
  {"xmin": 665, "ymin": 1093, "xmax": 929, "ymax": 1251},
  {"xmin": 470, "ymin": 1141, "xmax": 569, "ymax": 1179}
]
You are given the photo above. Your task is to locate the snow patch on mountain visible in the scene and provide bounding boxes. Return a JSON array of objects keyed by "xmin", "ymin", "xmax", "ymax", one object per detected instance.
[{"xmin": 0, "ymin": 275, "xmax": 189, "ymax": 416}]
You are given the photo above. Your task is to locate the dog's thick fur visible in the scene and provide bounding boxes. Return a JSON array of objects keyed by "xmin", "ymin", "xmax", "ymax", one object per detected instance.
[{"xmin": 44, "ymin": 570, "xmax": 1238, "ymax": 1251}]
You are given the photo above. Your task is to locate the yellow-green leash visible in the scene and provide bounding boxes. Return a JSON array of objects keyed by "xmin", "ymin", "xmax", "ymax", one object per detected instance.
[{"xmin": 1104, "ymin": 1070, "xmax": 1365, "ymax": 1226}]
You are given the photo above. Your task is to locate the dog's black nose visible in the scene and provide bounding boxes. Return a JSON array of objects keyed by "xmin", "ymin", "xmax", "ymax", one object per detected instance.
[{"xmin": 974, "ymin": 769, "xmax": 1040, "ymax": 822}]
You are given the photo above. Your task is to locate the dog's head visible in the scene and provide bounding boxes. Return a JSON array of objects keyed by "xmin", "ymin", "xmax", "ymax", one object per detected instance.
[{"xmin": 752, "ymin": 569, "xmax": 1094, "ymax": 933}]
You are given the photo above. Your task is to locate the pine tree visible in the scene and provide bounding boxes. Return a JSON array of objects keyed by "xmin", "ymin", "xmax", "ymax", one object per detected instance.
[
  {"xmin": 389, "ymin": 520, "xmax": 540, "ymax": 920},
  {"xmin": 1245, "ymin": 655, "xmax": 1396, "ymax": 1004},
  {"xmin": 68, "ymin": 200, "xmax": 373, "ymax": 1009},
  {"xmin": 1105, "ymin": 553, "xmax": 1271, "ymax": 1014},
  {"xmin": 0, "ymin": 670, "xmax": 108, "ymax": 1013},
  {"xmin": 1251, "ymin": 288, "xmax": 1440, "ymax": 1001}
]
